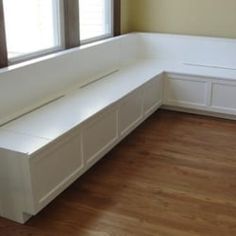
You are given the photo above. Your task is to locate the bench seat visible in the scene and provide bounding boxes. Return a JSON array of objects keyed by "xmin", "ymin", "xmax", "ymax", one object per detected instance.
[
  {"xmin": 2, "ymin": 58, "xmax": 236, "ymax": 151},
  {"xmin": 0, "ymin": 59, "xmax": 163, "ymax": 151}
]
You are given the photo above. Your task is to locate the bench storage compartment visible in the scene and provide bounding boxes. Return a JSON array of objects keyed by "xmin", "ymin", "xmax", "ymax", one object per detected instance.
[
  {"xmin": 143, "ymin": 75, "xmax": 163, "ymax": 116},
  {"xmin": 119, "ymin": 88, "xmax": 143, "ymax": 137},
  {"xmin": 211, "ymin": 81, "xmax": 236, "ymax": 115},
  {"xmin": 164, "ymin": 74, "xmax": 209, "ymax": 109},
  {"xmin": 83, "ymin": 107, "xmax": 119, "ymax": 166},
  {"xmin": 30, "ymin": 129, "xmax": 84, "ymax": 213}
]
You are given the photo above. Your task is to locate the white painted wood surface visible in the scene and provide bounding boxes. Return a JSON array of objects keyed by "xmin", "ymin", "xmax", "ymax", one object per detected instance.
[
  {"xmin": 1, "ymin": 33, "xmax": 236, "ymax": 223},
  {"xmin": 143, "ymin": 75, "xmax": 163, "ymax": 117},
  {"xmin": 83, "ymin": 107, "xmax": 119, "ymax": 165},
  {"xmin": 119, "ymin": 88, "xmax": 143, "ymax": 137},
  {"xmin": 164, "ymin": 74, "xmax": 209, "ymax": 109},
  {"xmin": 30, "ymin": 129, "xmax": 84, "ymax": 213},
  {"xmin": 211, "ymin": 82, "xmax": 236, "ymax": 114}
]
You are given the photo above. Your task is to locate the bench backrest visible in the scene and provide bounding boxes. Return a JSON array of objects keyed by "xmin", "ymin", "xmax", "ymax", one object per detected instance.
[
  {"xmin": 1, "ymin": 32, "xmax": 236, "ymax": 126},
  {"xmin": 138, "ymin": 33, "xmax": 236, "ymax": 68},
  {"xmin": 0, "ymin": 34, "xmax": 141, "ymax": 126}
]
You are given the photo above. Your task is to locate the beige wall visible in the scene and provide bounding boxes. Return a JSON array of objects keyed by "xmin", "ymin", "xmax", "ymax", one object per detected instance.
[
  {"xmin": 121, "ymin": 0, "xmax": 236, "ymax": 38},
  {"xmin": 121, "ymin": 0, "xmax": 131, "ymax": 34}
]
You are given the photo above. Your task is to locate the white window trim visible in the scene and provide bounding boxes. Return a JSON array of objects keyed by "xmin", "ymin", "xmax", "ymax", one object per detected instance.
[
  {"xmin": 6, "ymin": 0, "xmax": 115, "ymax": 65},
  {"xmin": 80, "ymin": 33, "xmax": 113, "ymax": 45},
  {"xmin": 80, "ymin": 0, "xmax": 114, "ymax": 45},
  {"xmin": 8, "ymin": 46, "xmax": 64, "ymax": 65},
  {"xmin": 8, "ymin": 0, "xmax": 65, "ymax": 65}
]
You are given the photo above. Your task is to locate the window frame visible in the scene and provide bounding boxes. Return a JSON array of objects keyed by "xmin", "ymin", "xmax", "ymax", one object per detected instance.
[
  {"xmin": 5, "ymin": 0, "xmax": 65, "ymax": 65},
  {"xmin": 79, "ymin": 0, "xmax": 114, "ymax": 45},
  {"xmin": 0, "ymin": 0, "xmax": 121, "ymax": 68},
  {"xmin": 0, "ymin": 0, "xmax": 8, "ymax": 68},
  {"xmin": 113, "ymin": 0, "xmax": 121, "ymax": 36},
  {"xmin": 63, "ymin": 0, "xmax": 80, "ymax": 49}
]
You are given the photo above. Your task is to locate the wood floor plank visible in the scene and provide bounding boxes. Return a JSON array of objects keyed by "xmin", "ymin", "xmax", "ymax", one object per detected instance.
[{"xmin": 1, "ymin": 110, "xmax": 236, "ymax": 236}]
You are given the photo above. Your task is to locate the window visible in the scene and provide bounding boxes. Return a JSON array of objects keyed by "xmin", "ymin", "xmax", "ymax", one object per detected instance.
[
  {"xmin": 3, "ymin": 0, "xmax": 62, "ymax": 61},
  {"xmin": 79, "ymin": 0, "xmax": 113, "ymax": 42},
  {"xmin": 0, "ymin": 0, "xmax": 120, "ymax": 68}
]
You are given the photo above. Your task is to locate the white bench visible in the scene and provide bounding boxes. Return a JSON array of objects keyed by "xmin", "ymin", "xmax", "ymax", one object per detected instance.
[{"xmin": 1, "ymin": 33, "xmax": 236, "ymax": 223}]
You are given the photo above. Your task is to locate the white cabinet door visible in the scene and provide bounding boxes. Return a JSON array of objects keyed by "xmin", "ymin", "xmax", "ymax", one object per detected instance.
[
  {"xmin": 211, "ymin": 82, "xmax": 236, "ymax": 115},
  {"xmin": 119, "ymin": 88, "xmax": 143, "ymax": 137},
  {"xmin": 83, "ymin": 107, "xmax": 118, "ymax": 166},
  {"xmin": 30, "ymin": 129, "xmax": 83, "ymax": 213},
  {"xmin": 143, "ymin": 75, "xmax": 163, "ymax": 116},
  {"xmin": 164, "ymin": 74, "xmax": 209, "ymax": 109}
]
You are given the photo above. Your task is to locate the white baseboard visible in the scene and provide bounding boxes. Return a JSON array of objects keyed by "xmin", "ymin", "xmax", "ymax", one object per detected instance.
[{"xmin": 161, "ymin": 105, "xmax": 236, "ymax": 121}]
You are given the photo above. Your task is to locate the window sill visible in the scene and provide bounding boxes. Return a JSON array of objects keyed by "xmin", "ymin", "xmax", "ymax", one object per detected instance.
[{"xmin": 80, "ymin": 34, "xmax": 114, "ymax": 45}]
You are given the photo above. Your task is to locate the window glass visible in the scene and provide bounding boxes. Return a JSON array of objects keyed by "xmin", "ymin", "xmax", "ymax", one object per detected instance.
[
  {"xmin": 79, "ymin": 0, "xmax": 113, "ymax": 42},
  {"xmin": 3, "ymin": 0, "xmax": 62, "ymax": 60}
]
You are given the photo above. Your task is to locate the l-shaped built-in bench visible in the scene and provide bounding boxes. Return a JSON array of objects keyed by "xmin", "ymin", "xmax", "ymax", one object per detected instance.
[{"xmin": 1, "ymin": 33, "xmax": 236, "ymax": 223}]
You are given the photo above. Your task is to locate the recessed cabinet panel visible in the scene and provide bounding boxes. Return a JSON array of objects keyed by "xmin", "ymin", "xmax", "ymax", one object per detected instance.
[
  {"xmin": 119, "ymin": 89, "xmax": 143, "ymax": 137},
  {"xmin": 83, "ymin": 108, "xmax": 118, "ymax": 165},
  {"xmin": 165, "ymin": 75, "xmax": 208, "ymax": 108},
  {"xmin": 30, "ymin": 131, "xmax": 83, "ymax": 213},
  {"xmin": 211, "ymin": 82, "xmax": 236, "ymax": 114},
  {"xmin": 144, "ymin": 76, "xmax": 163, "ymax": 115}
]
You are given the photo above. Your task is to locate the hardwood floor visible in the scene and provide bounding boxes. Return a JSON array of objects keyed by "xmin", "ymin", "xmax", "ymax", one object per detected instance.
[{"xmin": 1, "ymin": 110, "xmax": 236, "ymax": 236}]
